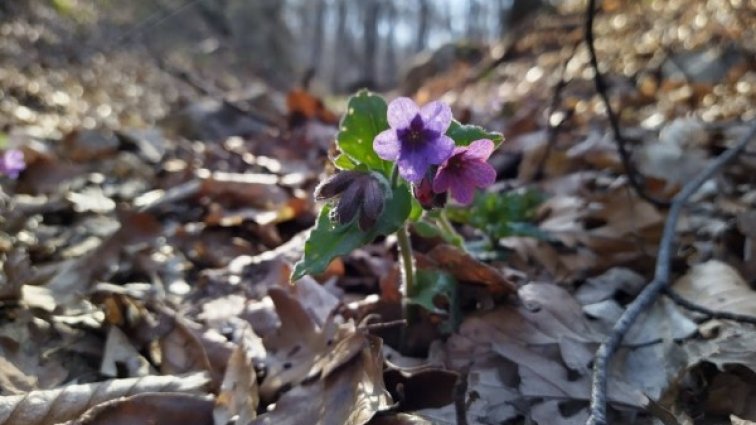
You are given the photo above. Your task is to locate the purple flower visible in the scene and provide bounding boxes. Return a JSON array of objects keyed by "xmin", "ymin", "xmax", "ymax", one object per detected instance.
[
  {"xmin": 413, "ymin": 169, "xmax": 447, "ymax": 210},
  {"xmin": 314, "ymin": 170, "xmax": 387, "ymax": 231},
  {"xmin": 432, "ymin": 139, "xmax": 496, "ymax": 205},
  {"xmin": 0, "ymin": 149, "xmax": 25, "ymax": 179},
  {"xmin": 373, "ymin": 97, "xmax": 455, "ymax": 183}
]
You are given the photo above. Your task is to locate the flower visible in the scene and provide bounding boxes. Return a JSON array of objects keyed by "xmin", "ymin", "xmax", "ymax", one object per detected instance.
[
  {"xmin": 314, "ymin": 170, "xmax": 387, "ymax": 231},
  {"xmin": 0, "ymin": 149, "xmax": 25, "ymax": 179},
  {"xmin": 373, "ymin": 97, "xmax": 455, "ymax": 183},
  {"xmin": 432, "ymin": 139, "xmax": 496, "ymax": 205}
]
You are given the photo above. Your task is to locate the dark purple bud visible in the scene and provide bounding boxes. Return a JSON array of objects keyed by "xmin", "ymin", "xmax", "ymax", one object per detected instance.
[
  {"xmin": 318, "ymin": 170, "xmax": 388, "ymax": 231},
  {"xmin": 359, "ymin": 178, "xmax": 385, "ymax": 231},
  {"xmin": 334, "ymin": 181, "xmax": 363, "ymax": 225},
  {"xmin": 314, "ymin": 170, "xmax": 359, "ymax": 200}
]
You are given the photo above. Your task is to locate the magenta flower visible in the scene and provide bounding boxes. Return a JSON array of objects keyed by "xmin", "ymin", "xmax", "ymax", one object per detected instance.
[
  {"xmin": 432, "ymin": 139, "xmax": 496, "ymax": 205},
  {"xmin": 0, "ymin": 149, "xmax": 25, "ymax": 179},
  {"xmin": 373, "ymin": 97, "xmax": 455, "ymax": 183}
]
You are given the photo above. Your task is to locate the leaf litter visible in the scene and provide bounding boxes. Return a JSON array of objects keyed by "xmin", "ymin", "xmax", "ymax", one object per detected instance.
[{"xmin": 1, "ymin": 0, "xmax": 755, "ymax": 424}]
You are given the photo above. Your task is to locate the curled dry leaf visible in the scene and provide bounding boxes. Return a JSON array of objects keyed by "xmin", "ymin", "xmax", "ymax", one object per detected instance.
[
  {"xmin": 427, "ymin": 244, "xmax": 516, "ymax": 295},
  {"xmin": 0, "ymin": 372, "xmax": 210, "ymax": 425},
  {"xmin": 65, "ymin": 393, "xmax": 214, "ymax": 425}
]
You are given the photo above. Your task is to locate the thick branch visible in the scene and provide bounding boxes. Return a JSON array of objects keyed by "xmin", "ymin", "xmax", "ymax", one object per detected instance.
[{"xmin": 586, "ymin": 123, "xmax": 756, "ymax": 425}]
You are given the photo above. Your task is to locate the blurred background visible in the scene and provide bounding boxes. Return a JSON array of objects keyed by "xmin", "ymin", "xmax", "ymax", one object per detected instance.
[{"xmin": 0, "ymin": 0, "xmax": 548, "ymax": 91}]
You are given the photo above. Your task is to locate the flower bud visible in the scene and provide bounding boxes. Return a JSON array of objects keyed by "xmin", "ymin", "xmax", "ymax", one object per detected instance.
[
  {"xmin": 413, "ymin": 170, "xmax": 447, "ymax": 210},
  {"xmin": 316, "ymin": 170, "xmax": 388, "ymax": 231}
]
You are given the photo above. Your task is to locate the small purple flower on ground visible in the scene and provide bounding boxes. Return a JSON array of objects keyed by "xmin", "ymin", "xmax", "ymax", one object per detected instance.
[
  {"xmin": 0, "ymin": 149, "xmax": 25, "ymax": 179},
  {"xmin": 432, "ymin": 139, "xmax": 496, "ymax": 205},
  {"xmin": 373, "ymin": 97, "xmax": 455, "ymax": 183}
]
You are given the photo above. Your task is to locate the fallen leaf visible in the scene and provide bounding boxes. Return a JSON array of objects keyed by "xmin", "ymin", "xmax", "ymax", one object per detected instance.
[
  {"xmin": 673, "ymin": 260, "xmax": 756, "ymax": 316},
  {"xmin": 214, "ymin": 327, "xmax": 260, "ymax": 425},
  {"xmin": 0, "ymin": 373, "xmax": 210, "ymax": 425},
  {"xmin": 68, "ymin": 393, "xmax": 214, "ymax": 425}
]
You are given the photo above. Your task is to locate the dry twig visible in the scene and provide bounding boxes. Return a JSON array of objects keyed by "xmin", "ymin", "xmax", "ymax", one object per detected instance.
[
  {"xmin": 586, "ymin": 123, "xmax": 756, "ymax": 425},
  {"xmin": 664, "ymin": 288, "xmax": 756, "ymax": 326},
  {"xmin": 584, "ymin": 0, "xmax": 670, "ymax": 208}
]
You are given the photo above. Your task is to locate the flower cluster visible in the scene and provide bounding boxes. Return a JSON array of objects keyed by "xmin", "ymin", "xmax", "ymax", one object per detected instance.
[
  {"xmin": 374, "ymin": 98, "xmax": 495, "ymax": 206},
  {"xmin": 0, "ymin": 149, "xmax": 25, "ymax": 179}
]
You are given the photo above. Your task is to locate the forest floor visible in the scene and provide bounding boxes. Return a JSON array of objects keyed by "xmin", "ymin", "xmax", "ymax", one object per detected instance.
[{"xmin": 0, "ymin": 1, "xmax": 755, "ymax": 424}]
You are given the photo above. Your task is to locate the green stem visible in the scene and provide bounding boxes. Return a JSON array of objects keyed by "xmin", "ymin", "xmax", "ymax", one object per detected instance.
[
  {"xmin": 396, "ymin": 225, "xmax": 415, "ymax": 297},
  {"xmin": 436, "ymin": 210, "xmax": 464, "ymax": 248}
]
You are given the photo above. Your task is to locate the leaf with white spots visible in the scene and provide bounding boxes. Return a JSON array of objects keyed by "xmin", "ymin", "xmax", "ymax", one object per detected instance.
[{"xmin": 336, "ymin": 90, "xmax": 393, "ymax": 176}]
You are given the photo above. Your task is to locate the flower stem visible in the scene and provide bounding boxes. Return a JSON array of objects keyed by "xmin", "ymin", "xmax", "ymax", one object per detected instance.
[
  {"xmin": 437, "ymin": 210, "xmax": 465, "ymax": 248},
  {"xmin": 396, "ymin": 225, "xmax": 415, "ymax": 297}
]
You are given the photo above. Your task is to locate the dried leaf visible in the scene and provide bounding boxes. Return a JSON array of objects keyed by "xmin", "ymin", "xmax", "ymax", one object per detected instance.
[
  {"xmin": 250, "ymin": 334, "xmax": 391, "ymax": 425},
  {"xmin": 0, "ymin": 373, "xmax": 210, "ymax": 425},
  {"xmin": 214, "ymin": 328, "xmax": 260, "ymax": 425},
  {"xmin": 427, "ymin": 245, "xmax": 516, "ymax": 295},
  {"xmin": 67, "ymin": 393, "xmax": 214, "ymax": 425},
  {"xmin": 673, "ymin": 260, "xmax": 756, "ymax": 316}
]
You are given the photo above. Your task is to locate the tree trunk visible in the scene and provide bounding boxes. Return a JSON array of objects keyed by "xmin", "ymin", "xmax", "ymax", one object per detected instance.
[
  {"xmin": 416, "ymin": 0, "xmax": 429, "ymax": 52},
  {"xmin": 362, "ymin": 0, "xmax": 381, "ymax": 86}
]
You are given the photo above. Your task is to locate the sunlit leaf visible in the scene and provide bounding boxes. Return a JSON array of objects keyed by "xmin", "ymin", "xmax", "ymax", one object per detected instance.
[
  {"xmin": 336, "ymin": 90, "xmax": 393, "ymax": 176},
  {"xmin": 446, "ymin": 120, "xmax": 504, "ymax": 148},
  {"xmin": 292, "ymin": 184, "xmax": 412, "ymax": 280}
]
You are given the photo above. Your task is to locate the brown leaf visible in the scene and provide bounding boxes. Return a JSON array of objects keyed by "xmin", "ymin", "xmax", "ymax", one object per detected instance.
[
  {"xmin": 67, "ymin": 393, "xmax": 214, "ymax": 425},
  {"xmin": 100, "ymin": 326, "xmax": 153, "ymax": 378},
  {"xmin": 214, "ymin": 328, "xmax": 260, "ymax": 425},
  {"xmin": 250, "ymin": 334, "xmax": 391, "ymax": 425},
  {"xmin": 0, "ymin": 373, "xmax": 210, "ymax": 425},
  {"xmin": 673, "ymin": 260, "xmax": 756, "ymax": 316},
  {"xmin": 26, "ymin": 211, "xmax": 161, "ymax": 310},
  {"xmin": 427, "ymin": 245, "xmax": 516, "ymax": 295},
  {"xmin": 258, "ymin": 287, "xmax": 333, "ymax": 401}
]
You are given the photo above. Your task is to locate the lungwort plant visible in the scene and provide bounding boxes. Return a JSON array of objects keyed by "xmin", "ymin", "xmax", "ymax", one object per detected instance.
[{"xmin": 293, "ymin": 91, "xmax": 502, "ymax": 330}]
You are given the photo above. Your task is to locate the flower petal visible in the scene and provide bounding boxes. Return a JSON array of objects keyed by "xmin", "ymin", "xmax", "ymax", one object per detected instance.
[
  {"xmin": 419, "ymin": 101, "xmax": 452, "ymax": 134},
  {"xmin": 387, "ymin": 97, "xmax": 419, "ymax": 129},
  {"xmin": 461, "ymin": 159, "xmax": 497, "ymax": 188},
  {"xmin": 432, "ymin": 167, "xmax": 454, "ymax": 193},
  {"xmin": 314, "ymin": 171, "xmax": 358, "ymax": 200},
  {"xmin": 463, "ymin": 139, "xmax": 495, "ymax": 161},
  {"xmin": 373, "ymin": 129, "xmax": 401, "ymax": 160},
  {"xmin": 397, "ymin": 148, "xmax": 430, "ymax": 183},
  {"xmin": 426, "ymin": 134, "xmax": 455, "ymax": 165},
  {"xmin": 448, "ymin": 178, "xmax": 475, "ymax": 205},
  {"xmin": 361, "ymin": 178, "xmax": 385, "ymax": 226}
]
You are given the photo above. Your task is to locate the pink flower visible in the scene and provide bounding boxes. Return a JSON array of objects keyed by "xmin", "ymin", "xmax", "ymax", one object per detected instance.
[{"xmin": 432, "ymin": 139, "xmax": 496, "ymax": 205}]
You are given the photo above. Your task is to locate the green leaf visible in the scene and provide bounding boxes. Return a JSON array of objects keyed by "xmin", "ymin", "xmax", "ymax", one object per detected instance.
[
  {"xmin": 412, "ymin": 220, "xmax": 442, "ymax": 239},
  {"xmin": 333, "ymin": 153, "xmax": 358, "ymax": 170},
  {"xmin": 408, "ymin": 198, "xmax": 423, "ymax": 222},
  {"xmin": 292, "ymin": 184, "xmax": 412, "ymax": 280},
  {"xmin": 336, "ymin": 90, "xmax": 393, "ymax": 176},
  {"xmin": 408, "ymin": 269, "xmax": 460, "ymax": 333},
  {"xmin": 446, "ymin": 120, "xmax": 504, "ymax": 148},
  {"xmin": 447, "ymin": 190, "xmax": 546, "ymax": 241}
]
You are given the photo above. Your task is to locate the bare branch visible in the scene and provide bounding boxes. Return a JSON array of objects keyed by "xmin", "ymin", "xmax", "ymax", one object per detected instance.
[{"xmin": 586, "ymin": 123, "xmax": 756, "ymax": 425}]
